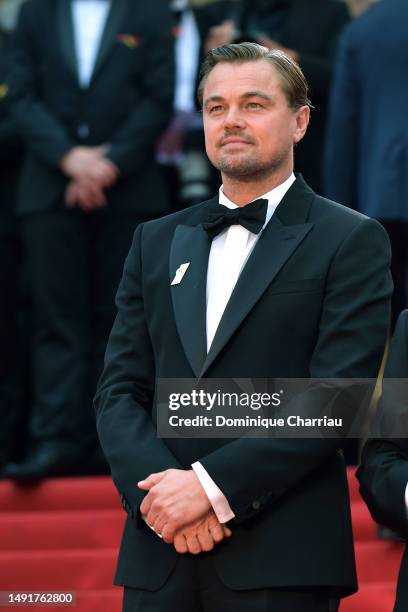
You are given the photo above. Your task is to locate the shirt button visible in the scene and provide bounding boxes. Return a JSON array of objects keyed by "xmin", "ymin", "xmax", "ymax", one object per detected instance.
[{"xmin": 252, "ymin": 500, "xmax": 261, "ymax": 510}]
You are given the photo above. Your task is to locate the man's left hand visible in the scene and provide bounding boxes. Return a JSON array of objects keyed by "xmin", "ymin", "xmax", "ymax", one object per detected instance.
[{"xmin": 138, "ymin": 469, "xmax": 212, "ymax": 543}]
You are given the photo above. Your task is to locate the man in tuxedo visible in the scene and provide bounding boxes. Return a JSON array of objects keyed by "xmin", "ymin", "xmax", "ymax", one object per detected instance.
[
  {"xmin": 2, "ymin": 0, "xmax": 175, "ymax": 479},
  {"xmin": 95, "ymin": 43, "xmax": 392, "ymax": 611},
  {"xmin": 357, "ymin": 310, "xmax": 408, "ymax": 612}
]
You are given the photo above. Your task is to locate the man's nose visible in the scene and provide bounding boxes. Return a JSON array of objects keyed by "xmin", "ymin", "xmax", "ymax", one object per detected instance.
[{"xmin": 223, "ymin": 107, "xmax": 246, "ymax": 129}]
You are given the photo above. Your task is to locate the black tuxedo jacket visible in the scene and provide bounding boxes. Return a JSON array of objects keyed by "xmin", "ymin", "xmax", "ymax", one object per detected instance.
[
  {"xmin": 357, "ymin": 309, "xmax": 408, "ymax": 612},
  {"xmin": 95, "ymin": 176, "xmax": 392, "ymax": 595},
  {"xmin": 0, "ymin": 28, "xmax": 24, "ymax": 237},
  {"xmin": 7, "ymin": 0, "xmax": 175, "ymax": 216}
]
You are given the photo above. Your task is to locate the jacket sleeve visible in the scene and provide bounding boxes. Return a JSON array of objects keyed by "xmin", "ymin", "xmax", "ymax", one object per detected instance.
[
  {"xmin": 94, "ymin": 223, "xmax": 182, "ymax": 520},
  {"xmin": 105, "ymin": 2, "xmax": 175, "ymax": 175},
  {"xmin": 357, "ymin": 310, "xmax": 408, "ymax": 536},
  {"xmin": 198, "ymin": 218, "xmax": 392, "ymax": 523},
  {"xmin": 297, "ymin": 2, "xmax": 350, "ymax": 102},
  {"xmin": 7, "ymin": 3, "xmax": 73, "ymax": 168}
]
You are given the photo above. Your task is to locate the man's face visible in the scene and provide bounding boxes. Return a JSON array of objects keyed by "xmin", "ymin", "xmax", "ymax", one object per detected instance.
[{"xmin": 202, "ymin": 60, "xmax": 309, "ymax": 181}]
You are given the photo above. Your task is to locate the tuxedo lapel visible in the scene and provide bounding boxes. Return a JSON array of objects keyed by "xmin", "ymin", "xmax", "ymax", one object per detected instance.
[
  {"xmin": 200, "ymin": 176, "xmax": 315, "ymax": 377},
  {"xmin": 57, "ymin": 0, "xmax": 78, "ymax": 80},
  {"xmin": 91, "ymin": 0, "xmax": 127, "ymax": 82},
  {"xmin": 169, "ymin": 221, "xmax": 212, "ymax": 378}
]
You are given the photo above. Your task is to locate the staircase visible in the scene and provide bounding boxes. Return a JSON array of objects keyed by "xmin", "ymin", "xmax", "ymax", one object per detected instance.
[{"xmin": 0, "ymin": 469, "xmax": 404, "ymax": 611}]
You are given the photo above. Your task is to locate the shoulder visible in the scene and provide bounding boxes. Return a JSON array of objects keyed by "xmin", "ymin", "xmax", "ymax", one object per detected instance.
[
  {"xmin": 309, "ymin": 195, "xmax": 391, "ymax": 260},
  {"xmin": 312, "ymin": 193, "xmax": 386, "ymax": 232}
]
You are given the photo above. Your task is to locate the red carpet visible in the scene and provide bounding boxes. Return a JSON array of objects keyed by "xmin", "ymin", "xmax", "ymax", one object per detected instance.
[{"xmin": 0, "ymin": 469, "xmax": 403, "ymax": 611}]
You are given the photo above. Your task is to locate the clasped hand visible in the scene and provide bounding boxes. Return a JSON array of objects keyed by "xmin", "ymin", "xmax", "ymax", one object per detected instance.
[
  {"xmin": 138, "ymin": 469, "xmax": 232, "ymax": 554},
  {"xmin": 61, "ymin": 146, "xmax": 119, "ymax": 212}
]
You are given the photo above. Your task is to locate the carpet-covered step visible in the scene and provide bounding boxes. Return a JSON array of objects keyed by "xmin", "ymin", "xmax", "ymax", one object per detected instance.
[
  {"xmin": 0, "ymin": 477, "xmax": 119, "ymax": 512},
  {"xmin": 346, "ymin": 467, "xmax": 361, "ymax": 504},
  {"xmin": 340, "ymin": 582, "xmax": 398, "ymax": 612},
  {"xmin": 0, "ymin": 549, "xmax": 117, "ymax": 590},
  {"xmin": 0, "ymin": 510, "xmax": 124, "ymax": 550},
  {"xmin": 354, "ymin": 540, "xmax": 404, "ymax": 583}
]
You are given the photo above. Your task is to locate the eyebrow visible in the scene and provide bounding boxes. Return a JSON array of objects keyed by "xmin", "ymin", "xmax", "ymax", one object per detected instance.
[{"xmin": 204, "ymin": 91, "xmax": 273, "ymax": 110}]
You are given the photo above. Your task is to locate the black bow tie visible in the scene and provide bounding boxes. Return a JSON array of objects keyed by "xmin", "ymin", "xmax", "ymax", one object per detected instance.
[{"xmin": 202, "ymin": 198, "xmax": 268, "ymax": 238}]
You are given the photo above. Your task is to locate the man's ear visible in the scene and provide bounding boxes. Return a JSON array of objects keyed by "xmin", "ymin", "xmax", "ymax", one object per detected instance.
[{"xmin": 293, "ymin": 105, "xmax": 310, "ymax": 144}]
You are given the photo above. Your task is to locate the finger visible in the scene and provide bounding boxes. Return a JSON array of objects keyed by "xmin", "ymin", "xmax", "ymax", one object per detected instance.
[
  {"xmin": 89, "ymin": 186, "xmax": 107, "ymax": 208},
  {"xmin": 78, "ymin": 177, "xmax": 107, "ymax": 207},
  {"xmin": 65, "ymin": 187, "xmax": 77, "ymax": 207},
  {"xmin": 209, "ymin": 521, "xmax": 225, "ymax": 544},
  {"xmin": 161, "ymin": 522, "xmax": 177, "ymax": 544},
  {"xmin": 223, "ymin": 525, "xmax": 232, "ymax": 537},
  {"xmin": 152, "ymin": 514, "xmax": 167, "ymax": 537},
  {"xmin": 185, "ymin": 532, "xmax": 201, "ymax": 555},
  {"xmin": 89, "ymin": 160, "xmax": 117, "ymax": 185},
  {"xmin": 76, "ymin": 183, "xmax": 97, "ymax": 208},
  {"xmin": 138, "ymin": 471, "xmax": 166, "ymax": 490},
  {"xmin": 196, "ymin": 527, "xmax": 214, "ymax": 552},
  {"xmin": 173, "ymin": 533, "xmax": 188, "ymax": 554}
]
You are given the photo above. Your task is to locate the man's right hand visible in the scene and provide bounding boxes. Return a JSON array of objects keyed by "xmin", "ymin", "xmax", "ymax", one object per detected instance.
[{"xmin": 172, "ymin": 510, "xmax": 232, "ymax": 555}]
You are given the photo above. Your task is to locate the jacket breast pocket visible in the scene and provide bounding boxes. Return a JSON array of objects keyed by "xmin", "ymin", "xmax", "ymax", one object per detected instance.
[{"xmin": 264, "ymin": 279, "xmax": 324, "ymax": 296}]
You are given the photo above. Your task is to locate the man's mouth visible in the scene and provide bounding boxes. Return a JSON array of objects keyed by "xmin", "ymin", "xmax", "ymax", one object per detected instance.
[{"xmin": 220, "ymin": 137, "xmax": 252, "ymax": 146}]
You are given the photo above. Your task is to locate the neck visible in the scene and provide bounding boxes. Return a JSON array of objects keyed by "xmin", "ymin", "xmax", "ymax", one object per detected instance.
[{"xmin": 221, "ymin": 167, "xmax": 293, "ymax": 207}]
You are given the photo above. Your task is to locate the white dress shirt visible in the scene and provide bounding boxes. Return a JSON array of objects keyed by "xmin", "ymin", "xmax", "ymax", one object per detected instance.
[
  {"xmin": 192, "ymin": 173, "xmax": 296, "ymax": 523},
  {"xmin": 71, "ymin": 0, "xmax": 111, "ymax": 88},
  {"xmin": 174, "ymin": 7, "xmax": 200, "ymax": 113}
]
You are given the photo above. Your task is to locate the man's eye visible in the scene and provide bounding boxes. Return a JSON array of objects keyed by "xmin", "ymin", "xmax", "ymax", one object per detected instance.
[
  {"xmin": 209, "ymin": 105, "xmax": 224, "ymax": 113},
  {"xmin": 247, "ymin": 102, "xmax": 262, "ymax": 109}
]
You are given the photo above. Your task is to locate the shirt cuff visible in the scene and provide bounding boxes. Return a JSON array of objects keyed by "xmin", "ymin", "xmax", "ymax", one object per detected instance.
[{"xmin": 192, "ymin": 461, "xmax": 235, "ymax": 523}]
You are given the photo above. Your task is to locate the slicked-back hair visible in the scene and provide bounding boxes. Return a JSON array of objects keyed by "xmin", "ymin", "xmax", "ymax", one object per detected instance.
[{"xmin": 197, "ymin": 42, "xmax": 313, "ymax": 111}]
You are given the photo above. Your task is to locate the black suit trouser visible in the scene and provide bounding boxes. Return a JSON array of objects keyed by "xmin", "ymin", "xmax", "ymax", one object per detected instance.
[
  {"xmin": 21, "ymin": 205, "xmax": 141, "ymax": 452},
  {"xmin": 123, "ymin": 555, "xmax": 340, "ymax": 612},
  {"xmin": 0, "ymin": 230, "xmax": 24, "ymax": 461}
]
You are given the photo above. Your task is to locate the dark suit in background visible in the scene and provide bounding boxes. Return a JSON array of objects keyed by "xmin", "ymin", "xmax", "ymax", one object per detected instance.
[
  {"xmin": 0, "ymin": 24, "xmax": 27, "ymax": 467},
  {"xmin": 96, "ymin": 175, "xmax": 392, "ymax": 609},
  {"xmin": 357, "ymin": 309, "xmax": 408, "ymax": 612},
  {"xmin": 4, "ymin": 0, "xmax": 175, "ymax": 473},
  {"xmin": 237, "ymin": 0, "xmax": 350, "ymax": 192},
  {"xmin": 324, "ymin": 0, "xmax": 408, "ymax": 323}
]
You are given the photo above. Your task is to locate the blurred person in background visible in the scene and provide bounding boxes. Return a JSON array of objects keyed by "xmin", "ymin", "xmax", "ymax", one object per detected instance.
[
  {"xmin": 1, "ymin": 0, "xmax": 175, "ymax": 481},
  {"xmin": 0, "ymin": 0, "xmax": 28, "ymax": 470},
  {"xmin": 324, "ymin": 0, "xmax": 408, "ymax": 326}
]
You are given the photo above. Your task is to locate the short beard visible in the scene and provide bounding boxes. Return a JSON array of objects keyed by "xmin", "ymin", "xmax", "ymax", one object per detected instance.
[{"xmin": 213, "ymin": 151, "xmax": 288, "ymax": 183}]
